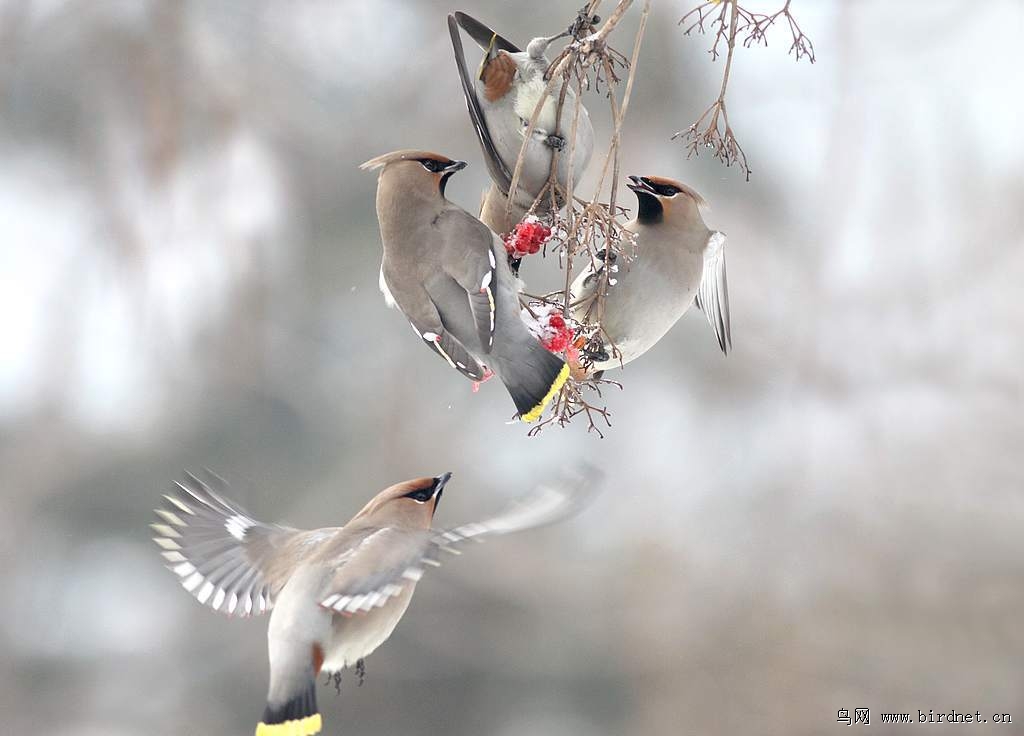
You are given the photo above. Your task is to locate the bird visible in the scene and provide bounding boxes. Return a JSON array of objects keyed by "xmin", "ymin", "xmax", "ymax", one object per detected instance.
[
  {"xmin": 361, "ymin": 149, "xmax": 569, "ymax": 422},
  {"xmin": 570, "ymin": 175, "xmax": 731, "ymax": 373},
  {"xmin": 448, "ymin": 11, "xmax": 595, "ymax": 235},
  {"xmin": 151, "ymin": 468, "xmax": 596, "ymax": 736}
]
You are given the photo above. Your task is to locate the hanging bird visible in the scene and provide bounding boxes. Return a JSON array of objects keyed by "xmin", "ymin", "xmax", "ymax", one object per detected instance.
[
  {"xmin": 571, "ymin": 175, "xmax": 731, "ymax": 373},
  {"xmin": 152, "ymin": 468, "xmax": 596, "ymax": 736},
  {"xmin": 448, "ymin": 11, "xmax": 595, "ymax": 235},
  {"xmin": 361, "ymin": 149, "xmax": 569, "ymax": 422}
]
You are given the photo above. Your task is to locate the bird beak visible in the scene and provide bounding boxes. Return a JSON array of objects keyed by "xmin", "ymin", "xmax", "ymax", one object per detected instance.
[
  {"xmin": 431, "ymin": 472, "xmax": 452, "ymax": 513},
  {"xmin": 444, "ymin": 160, "xmax": 468, "ymax": 173},
  {"xmin": 626, "ymin": 175, "xmax": 656, "ymax": 195}
]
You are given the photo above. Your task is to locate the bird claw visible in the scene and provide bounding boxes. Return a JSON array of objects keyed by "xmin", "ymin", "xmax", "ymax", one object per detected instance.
[
  {"xmin": 355, "ymin": 659, "xmax": 366, "ymax": 687},
  {"xmin": 584, "ymin": 345, "xmax": 610, "ymax": 363},
  {"xmin": 329, "ymin": 670, "xmax": 343, "ymax": 694},
  {"xmin": 583, "ymin": 250, "xmax": 618, "ymax": 288},
  {"xmin": 567, "ymin": 7, "xmax": 600, "ymax": 39},
  {"xmin": 545, "ymin": 134, "xmax": 566, "ymax": 151}
]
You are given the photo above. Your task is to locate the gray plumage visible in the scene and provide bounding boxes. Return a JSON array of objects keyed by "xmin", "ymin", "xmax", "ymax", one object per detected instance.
[
  {"xmin": 153, "ymin": 468, "xmax": 597, "ymax": 735},
  {"xmin": 361, "ymin": 149, "xmax": 568, "ymax": 422},
  {"xmin": 449, "ymin": 12, "xmax": 594, "ymax": 234},
  {"xmin": 571, "ymin": 175, "xmax": 732, "ymax": 372}
]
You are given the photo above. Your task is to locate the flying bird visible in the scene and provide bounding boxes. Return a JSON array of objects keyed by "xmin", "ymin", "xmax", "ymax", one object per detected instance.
[
  {"xmin": 152, "ymin": 468, "xmax": 596, "ymax": 736},
  {"xmin": 448, "ymin": 11, "xmax": 594, "ymax": 235},
  {"xmin": 571, "ymin": 175, "xmax": 731, "ymax": 373},
  {"xmin": 361, "ymin": 149, "xmax": 569, "ymax": 422}
]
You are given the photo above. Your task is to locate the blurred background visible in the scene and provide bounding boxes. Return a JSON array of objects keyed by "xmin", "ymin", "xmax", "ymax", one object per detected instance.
[{"xmin": 2, "ymin": 0, "xmax": 1022, "ymax": 734}]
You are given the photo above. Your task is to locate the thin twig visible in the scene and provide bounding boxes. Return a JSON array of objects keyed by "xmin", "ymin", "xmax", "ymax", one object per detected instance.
[{"xmin": 676, "ymin": 0, "xmax": 815, "ymax": 179}]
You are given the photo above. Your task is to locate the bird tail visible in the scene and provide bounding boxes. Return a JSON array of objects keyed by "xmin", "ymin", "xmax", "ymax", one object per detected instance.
[
  {"xmin": 494, "ymin": 342, "xmax": 569, "ymax": 423},
  {"xmin": 256, "ymin": 680, "xmax": 321, "ymax": 736}
]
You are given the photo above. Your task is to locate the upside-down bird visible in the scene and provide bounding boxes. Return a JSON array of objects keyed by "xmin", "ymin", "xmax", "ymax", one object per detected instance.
[
  {"xmin": 448, "ymin": 11, "xmax": 594, "ymax": 235},
  {"xmin": 152, "ymin": 469, "xmax": 595, "ymax": 735},
  {"xmin": 571, "ymin": 175, "xmax": 732, "ymax": 373},
  {"xmin": 361, "ymin": 149, "xmax": 569, "ymax": 422}
]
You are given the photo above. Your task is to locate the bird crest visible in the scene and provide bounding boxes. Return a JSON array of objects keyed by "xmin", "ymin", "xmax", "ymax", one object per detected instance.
[{"xmin": 359, "ymin": 150, "xmax": 454, "ymax": 172}]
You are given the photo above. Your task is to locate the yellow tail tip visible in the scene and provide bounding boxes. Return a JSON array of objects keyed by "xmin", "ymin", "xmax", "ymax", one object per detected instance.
[
  {"xmin": 520, "ymin": 362, "xmax": 570, "ymax": 423},
  {"xmin": 256, "ymin": 713, "xmax": 322, "ymax": 736}
]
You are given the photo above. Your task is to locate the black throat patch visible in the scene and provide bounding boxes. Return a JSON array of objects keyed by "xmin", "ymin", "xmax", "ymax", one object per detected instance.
[
  {"xmin": 635, "ymin": 191, "xmax": 663, "ymax": 223},
  {"xmin": 439, "ymin": 172, "xmax": 455, "ymax": 197}
]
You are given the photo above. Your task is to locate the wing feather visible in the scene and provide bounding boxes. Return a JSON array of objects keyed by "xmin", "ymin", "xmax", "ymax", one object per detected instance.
[
  {"xmin": 694, "ymin": 231, "xmax": 732, "ymax": 354},
  {"xmin": 315, "ymin": 466, "xmax": 600, "ymax": 617},
  {"xmin": 437, "ymin": 209, "xmax": 501, "ymax": 354},
  {"xmin": 447, "ymin": 14, "xmax": 514, "ymax": 194},
  {"xmin": 152, "ymin": 471, "xmax": 301, "ymax": 617}
]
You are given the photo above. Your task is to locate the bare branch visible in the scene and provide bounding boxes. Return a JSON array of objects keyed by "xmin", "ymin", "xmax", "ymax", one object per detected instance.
[
  {"xmin": 743, "ymin": 0, "xmax": 816, "ymax": 62},
  {"xmin": 498, "ymin": 1, "xmax": 650, "ymax": 436},
  {"xmin": 676, "ymin": 0, "xmax": 816, "ymax": 179}
]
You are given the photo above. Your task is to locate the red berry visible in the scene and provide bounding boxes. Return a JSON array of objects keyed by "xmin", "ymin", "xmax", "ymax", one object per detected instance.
[
  {"xmin": 504, "ymin": 219, "xmax": 552, "ymax": 260},
  {"xmin": 537, "ymin": 310, "xmax": 575, "ymax": 354}
]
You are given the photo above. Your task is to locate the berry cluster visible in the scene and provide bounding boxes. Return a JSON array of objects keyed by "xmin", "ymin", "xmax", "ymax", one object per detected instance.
[
  {"xmin": 503, "ymin": 216, "xmax": 552, "ymax": 258},
  {"xmin": 520, "ymin": 303, "xmax": 579, "ymax": 360},
  {"xmin": 541, "ymin": 312, "xmax": 574, "ymax": 353}
]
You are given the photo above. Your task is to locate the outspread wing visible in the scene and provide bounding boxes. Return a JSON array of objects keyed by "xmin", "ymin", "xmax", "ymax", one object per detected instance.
[
  {"xmin": 317, "ymin": 466, "xmax": 601, "ymax": 618},
  {"xmin": 694, "ymin": 231, "xmax": 732, "ymax": 354},
  {"xmin": 447, "ymin": 13, "xmax": 514, "ymax": 195},
  {"xmin": 152, "ymin": 471, "xmax": 302, "ymax": 617},
  {"xmin": 317, "ymin": 527, "xmax": 435, "ymax": 617}
]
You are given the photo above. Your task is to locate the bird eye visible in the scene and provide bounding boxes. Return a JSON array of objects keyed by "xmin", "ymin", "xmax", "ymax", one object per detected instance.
[
  {"xmin": 404, "ymin": 487, "xmax": 434, "ymax": 503},
  {"xmin": 653, "ymin": 183, "xmax": 680, "ymax": 196},
  {"xmin": 420, "ymin": 159, "xmax": 445, "ymax": 173}
]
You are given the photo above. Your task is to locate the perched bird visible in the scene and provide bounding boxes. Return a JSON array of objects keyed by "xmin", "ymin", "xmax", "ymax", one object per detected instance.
[
  {"xmin": 448, "ymin": 11, "xmax": 594, "ymax": 235},
  {"xmin": 361, "ymin": 149, "xmax": 569, "ymax": 422},
  {"xmin": 152, "ymin": 468, "xmax": 595, "ymax": 736},
  {"xmin": 570, "ymin": 175, "xmax": 731, "ymax": 373}
]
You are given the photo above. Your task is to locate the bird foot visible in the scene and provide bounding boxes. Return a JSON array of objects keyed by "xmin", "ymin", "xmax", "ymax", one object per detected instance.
[
  {"xmin": 355, "ymin": 658, "xmax": 366, "ymax": 687},
  {"xmin": 582, "ymin": 249, "xmax": 619, "ymax": 289},
  {"xmin": 567, "ymin": 7, "xmax": 600, "ymax": 39},
  {"xmin": 545, "ymin": 134, "xmax": 565, "ymax": 151},
  {"xmin": 325, "ymin": 670, "xmax": 342, "ymax": 695},
  {"xmin": 583, "ymin": 345, "xmax": 610, "ymax": 363}
]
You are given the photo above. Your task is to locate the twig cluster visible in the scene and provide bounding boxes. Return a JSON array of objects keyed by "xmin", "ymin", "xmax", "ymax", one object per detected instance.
[
  {"xmin": 546, "ymin": 7, "xmax": 631, "ymax": 97},
  {"xmin": 527, "ymin": 376, "xmax": 622, "ymax": 438},
  {"xmin": 506, "ymin": 0, "xmax": 649, "ymax": 436},
  {"xmin": 675, "ymin": 0, "xmax": 815, "ymax": 180}
]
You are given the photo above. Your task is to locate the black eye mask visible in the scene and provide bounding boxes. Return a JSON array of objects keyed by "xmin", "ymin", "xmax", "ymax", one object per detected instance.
[
  {"xmin": 420, "ymin": 159, "xmax": 446, "ymax": 173},
  {"xmin": 403, "ymin": 487, "xmax": 434, "ymax": 503},
  {"xmin": 643, "ymin": 178, "xmax": 681, "ymax": 197}
]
